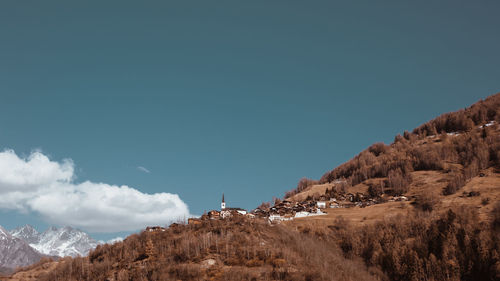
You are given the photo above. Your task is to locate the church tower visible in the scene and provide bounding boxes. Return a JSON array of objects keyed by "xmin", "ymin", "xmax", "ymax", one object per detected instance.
[{"xmin": 221, "ymin": 193, "xmax": 226, "ymax": 210}]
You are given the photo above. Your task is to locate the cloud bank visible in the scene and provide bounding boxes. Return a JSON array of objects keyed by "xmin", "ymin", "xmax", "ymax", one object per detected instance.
[{"xmin": 0, "ymin": 150, "xmax": 190, "ymax": 232}]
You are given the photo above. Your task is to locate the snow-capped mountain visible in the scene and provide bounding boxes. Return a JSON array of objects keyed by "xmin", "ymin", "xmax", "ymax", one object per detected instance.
[
  {"xmin": 0, "ymin": 225, "xmax": 43, "ymax": 273},
  {"xmin": 10, "ymin": 225, "xmax": 98, "ymax": 258},
  {"xmin": 10, "ymin": 224, "xmax": 40, "ymax": 244}
]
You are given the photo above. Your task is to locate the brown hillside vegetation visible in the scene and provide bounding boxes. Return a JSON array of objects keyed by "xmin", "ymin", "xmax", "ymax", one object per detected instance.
[
  {"xmin": 11, "ymin": 93, "xmax": 500, "ymax": 281},
  {"xmin": 285, "ymin": 204, "xmax": 500, "ymax": 281},
  {"xmin": 278, "ymin": 93, "xmax": 500, "ymax": 280},
  {"xmin": 328, "ymin": 205, "xmax": 500, "ymax": 281},
  {"xmin": 35, "ymin": 218, "xmax": 379, "ymax": 281},
  {"xmin": 285, "ymin": 168, "xmax": 500, "ymax": 228},
  {"xmin": 2, "ymin": 258, "xmax": 58, "ymax": 281},
  {"xmin": 28, "ymin": 205, "xmax": 500, "ymax": 281},
  {"xmin": 286, "ymin": 93, "xmax": 500, "ymax": 203}
]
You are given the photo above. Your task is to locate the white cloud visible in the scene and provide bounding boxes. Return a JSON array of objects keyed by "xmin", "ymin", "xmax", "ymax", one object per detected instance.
[
  {"xmin": 137, "ymin": 166, "xmax": 151, "ymax": 173},
  {"xmin": 107, "ymin": 237, "xmax": 124, "ymax": 244},
  {"xmin": 98, "ymin": 237, "xmax": 124, "ymax": 245},
  {"xmin": 0, "ymin": 150, "xmax": 190, "ymax": 233}
]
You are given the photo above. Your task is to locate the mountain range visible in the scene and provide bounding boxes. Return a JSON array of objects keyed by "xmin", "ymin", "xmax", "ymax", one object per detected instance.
[
  {"xmin": 0, "ymin": 225, "xmax": 98, "ymax": 274},
  {"xmin": 10, "ymin": 225, "xmax": 98, "ymax": 258}
]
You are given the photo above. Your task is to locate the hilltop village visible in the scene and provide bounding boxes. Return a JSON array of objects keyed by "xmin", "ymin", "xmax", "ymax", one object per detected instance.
[{"xmin": 187, "ymin": 190, "xmax": 409, "ymax": 225}]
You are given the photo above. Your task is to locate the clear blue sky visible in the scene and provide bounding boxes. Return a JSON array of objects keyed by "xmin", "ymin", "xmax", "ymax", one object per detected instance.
[{"xmin": 0, "ymin": 0, "xmax": 499, "ymax": 240}]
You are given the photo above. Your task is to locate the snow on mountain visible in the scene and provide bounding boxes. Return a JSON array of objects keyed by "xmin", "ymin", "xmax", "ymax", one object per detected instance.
[
  {"xmin": 0, "ymin": 225, "xmax": 43, "ymax": 272},
  {"xmin": 10, "ymin": 225, "xmax": 40, "ymax": 244},
  {"xmin": 10, "ymin": 225, "xmax": 98, "ymax": 258},
  {"xmin": 32, "ymin": 226, "xmax": 98, "ymax": 258}
]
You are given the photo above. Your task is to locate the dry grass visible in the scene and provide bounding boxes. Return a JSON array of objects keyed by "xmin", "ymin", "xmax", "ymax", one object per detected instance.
[
  {"xmin": 287, "ymin": 182, "xmax": 334, "ymax": 202},
  {"xmin": 440, "ymin": 169, "xmax": 500, "ymax": 221},
  {"xmin": 288, "ymin": 168, "xmax": 500, "ymax": 229},
  {"xmin": 2, "ymin": 259, "xmax": 59, "ymax": 281},
  {"xmin": 288, "ymin": 179, "xmax": 376, "ymax": 202},
  {"xmin": 286, "ymin": 201, "xmax": 412, "ymax": 229}
]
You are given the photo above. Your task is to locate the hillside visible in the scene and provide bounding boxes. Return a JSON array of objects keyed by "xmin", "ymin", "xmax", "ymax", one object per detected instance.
[
  {"xmin": 7, "ymin": 93, "xmax": 500, "ymax": 281},
  {"xmin": 284, "ymin": 93, "xmax": 500, "ymax": 223},
  {"xmin": 9, "ymin": 205, "xmax": 500, "ymax": 281},
  {"xmin": 285, "ymin": 169, "xmax": 499, "ymax": 228},
  {"xmin": 33, "ymin": 218, "xmax": 378, "ymax": 281}
]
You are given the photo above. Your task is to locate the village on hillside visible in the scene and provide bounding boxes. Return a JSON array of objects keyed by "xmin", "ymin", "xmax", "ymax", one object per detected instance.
[{"xmin": 186, "ymin": 189, "xmax": 409, "ymax": 225}]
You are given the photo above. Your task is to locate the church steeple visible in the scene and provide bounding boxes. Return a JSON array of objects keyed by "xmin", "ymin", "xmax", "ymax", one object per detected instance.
[{"xmin": 221, "ymin": 193, "xmax": 226, "ymax": 210}]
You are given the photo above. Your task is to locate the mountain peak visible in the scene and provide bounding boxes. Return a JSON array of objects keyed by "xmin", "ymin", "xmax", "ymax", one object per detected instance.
[
  {"xmin": 8, "ymin": 225, "xmax": 98, "ymax": 258},
  {"xmin": 12, "ymin": 224, "xmax": 39, "ymax": 234},
  {"xmin": 19, "ymin": 224, "xmax": 35, "ymax": 229},
  {"xmin": 0, "ymin": 225, "xmax": 43, "ymax": 273},
  {"xmin": 0, "ymin": 225, "xmax": 11, "ymax": 238},
  {"xmin": 10, "ymin": 224, "xmax": 41, "ymax": 244},
  {"xmin": 32, "ymin": 226, "xmax": 98, "ymax": 258}
]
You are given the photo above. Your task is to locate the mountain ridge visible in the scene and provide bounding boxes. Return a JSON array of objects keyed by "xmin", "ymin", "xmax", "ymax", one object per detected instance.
[
  {"xmin": 10, "ymin": 225, "xmax": 98, "ymax": 258},
  {"xmin": 0, "ymin": 224, "xmax": 99, "ymax": 274}
]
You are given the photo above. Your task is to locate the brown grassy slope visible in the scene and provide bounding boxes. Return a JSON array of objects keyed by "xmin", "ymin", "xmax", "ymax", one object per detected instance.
[
  {"xmin": 330, "ymin": 205, "xmax": 500, "ymax": 281},
  {"xmin": 285, "ymin": 93, "xmax": 500, "ymax": 215},
  {"xmin": 440, "ymin": 168, "xmax": 500, "ymax": 220},
  {"xmin": 291, "ymin": 125, "xmax": 500, "ymax": 199},
  {"xmin": 1, "ymin": 259, "xmax": 58, "ymax": 281},
  {"xmin": 277, "ymin": 93, "xmax": 500, "ymax": 280},
  {"xmin": 286, "ymin": 168, "xmax": 500, "ymax": 229},
  {"xmin": 35, "ymin": 217, "xmax": 379, "ymax": 281}
]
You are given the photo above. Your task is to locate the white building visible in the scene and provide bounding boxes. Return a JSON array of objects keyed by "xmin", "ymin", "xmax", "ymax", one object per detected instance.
[
  {"xmin": 294, "ymin": 210, "xmax": 326, "ymax": 218},
  {"xmin": 221, "ymin": 193, "xmax": 226, "ymax": 210},
  {"xmin": 220, "ymin": 210, "xmax": 232, "ymax": 219},
  {"xmin": 219, "ymin": 193, "xmax": 248, "ymax": 218},
  {"xmin": 317, "ymin": 201, "xmax": 327, "ymax": 209},
  {"xmin": 268, "ymin": 214, "xmax": 293, "ymax": 223}
]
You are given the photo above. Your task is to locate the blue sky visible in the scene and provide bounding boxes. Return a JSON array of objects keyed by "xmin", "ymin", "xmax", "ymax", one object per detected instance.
[{"xmin": 0, "ymin": 0, "xmax": 499, "ymax": 240}]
